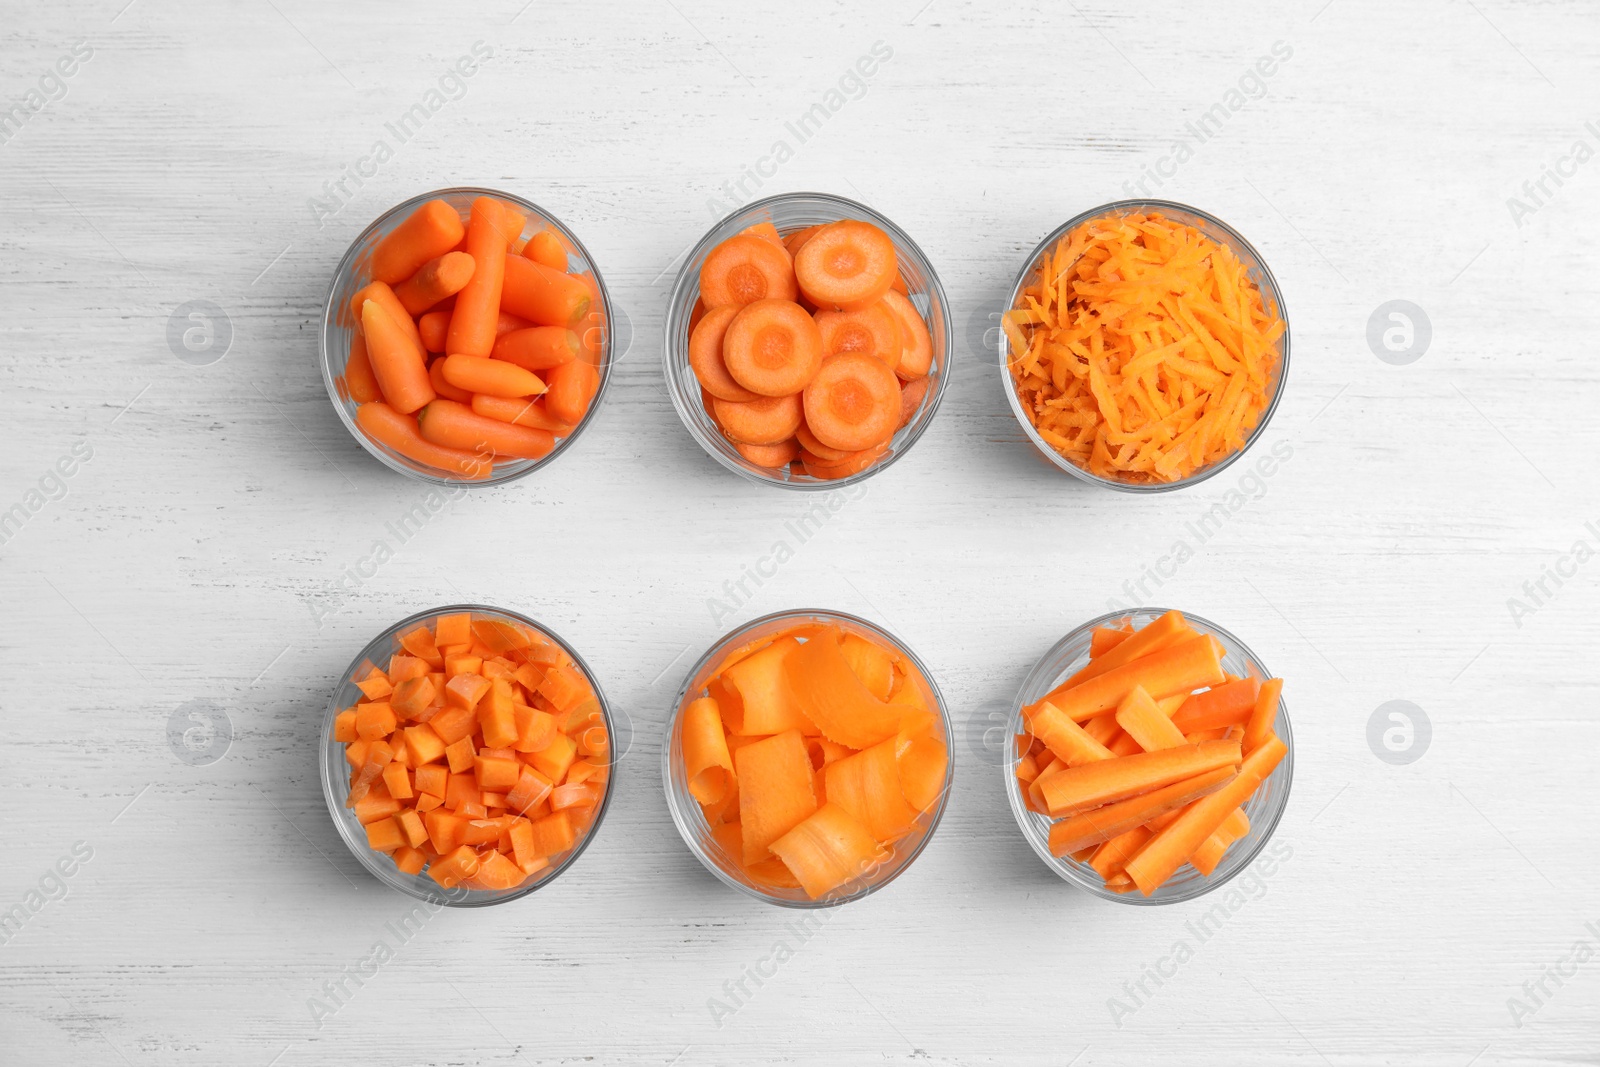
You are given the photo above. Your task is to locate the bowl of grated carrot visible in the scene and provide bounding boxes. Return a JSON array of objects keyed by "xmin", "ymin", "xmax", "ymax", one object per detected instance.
[
  {"xmin": 1000, "ymin": 200, "xmax": 1289, "ymax": 491},
  {"xmin": 1004, "ymin": 608, "xmax": 1294, "ymax": 905},
  {"xmin": 664, "ymin": 192, "xmax": 953, "ymax": 489},
  {"xmin": 663, "ymin": 609, "xmax": 954, "ymax": 907}
]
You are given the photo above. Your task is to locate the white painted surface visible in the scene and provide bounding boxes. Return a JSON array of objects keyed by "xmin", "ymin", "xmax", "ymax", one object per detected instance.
[{"xmin": 1, "ymin": 1, "xmax": 1596, "ymax": 1064}]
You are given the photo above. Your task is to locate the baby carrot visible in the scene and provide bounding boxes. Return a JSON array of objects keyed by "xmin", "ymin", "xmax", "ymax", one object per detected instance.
[
  {"xmin": 440, "ymin": 354, "xmax": 545, "ymax": 398},
  {"xmin": 501, "ymin": 255, "xmax": 591, "ymax": 327},
  {"xmin": 523, "ymin": 230, "xmax": 566, "ymax": 271},
  {"xmin": 373, "ymin": 199, "xmax": 465, "ymax": 285},
  {"xmin": 427, "ymin": 357, "xmax": 473, "ymax": 402},
  {"xmin": 491, "ymin": 326, "xmax": 580, "ymax": 371},
  {"xmin": 394, "ymin": 251, "xmax": 476, "ymax": 317},
  {"xmin": 344, "ymin": 333, "xmax": 382, "ymax": 404},
  {"xmin": 361, "ymin": 299, "xmax": 434, "ymax": 414},
  {"xmin": 496, "ymin": 311, "xmax": 532, "ymax": 337},
  {"xmin": 445, "ymin": 197, "xmax": 508, "ymax": 359},
  {"xmin": 350, "ymin": 280, "xmax": 424, "ymax": 352},
  {"xmin": 418, "ymin": 310, "xmax": 450, "ymax": 353},
  {"xmin": 355, "ymin": 401, "xmax": 491, "ymax": 479},
  {"xmin": 418, "ymin": 398, "xmax": 555, "ymax": 460},
  {"xmin": 543, "ymin": 358, "xmax": 599, "ymax": 425},
  {"xmin": 470, "ymin": 394, "xmax": 575, "ymax": 435}
]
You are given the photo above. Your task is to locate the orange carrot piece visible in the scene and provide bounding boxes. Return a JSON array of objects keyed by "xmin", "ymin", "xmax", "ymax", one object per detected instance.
[
  {"xmin": 740, "ymin": 221, "xmax": 785, "ymax": 249},
  {"xmin": 683, "ymin": 696, "xmax": 736, "ymax": 805},
  {"xmin": 897, "ymin": 733, "xmax": 948, "ymax": 812},
  {"xmin": 1192, "ymin": 807, "xmax": 1250, "ymax": 876},
  {"xmin": 394, "ymin": 251, "xmax": 476, "ymax": 317},
  {"xmin": 1090, "ymin": 625, "xmax": 1135, "ymax": 658},
  {"xmin": 418, "ymin": 309, "xmax": 450, "ymax": 353},
  {"xmin": 880, "ymin": 290, "xmax": 931, "ymax": 380},
  {"xmin": 1047, "ymin": 766, "xmax": 1236, "ymax": 855},
  {"xmin": 1027, "ymin": 700, "xmax": 1114, "ymax": 766},
  {"xmin": 418, "ymin": 398, "xmax": 555, "ymax": 460},
  {"xmin": 783, "ymin": 224, "xmax": 822, "ymax": 257},
  {"xmin": 781, "ymin": 628, "xmax": 903, "ymax": 749},
  {"xmin": 523, "ymin": 230, "xmax": 566, "ymax": 271},
  {"xmin": 802, "ymin": 352, "xmax": 901, "ymax": 451},
  {"xmin": 712, "ymin": 392, "xmax": 803, "ymax": 446},
  {"xmin": 1037, "ymin": 739, "xmax": 1241, "ymax": 818},
  {"xmin": 427, "ymin": 357, "xmax": 473, "ymax": 402},
  {"xmin": 446, "ymin": 197, "xmax": 508, "ymax": 358},
  {"xmin": 720, "ymin": 299, "xmax": 823, "ymax": 397},
  {"xmin": 897, "ymin": 376, "xmax": 930, "ymax": 429},
  {"xmin": 491, "ymin": 326, "xmax": 580, "ymax": 371},
  {"xmin": 440, "ymin": 354, "xmax": 545, "ymax": 398},
  {"xmin": 1028, "ymin": 612, "xmax": 1194, "ymax": 716},
  {"xmin": 793, "ymin": 219, "xmax": 897, "ymax": 311},
  {"xmin": 374, "ymin": 199, "xmax": 465, "ymax": 285},
  {"xmin": 361, "ymin": 299, "xmax": 434, "ymax": 414},
  {"xmin": 344, "ymin": 333, "xmax": 382, "ymax": 404},
  {"xmin": 1042, "ymin": 634, "xmax": 1225, "ymax": 722},
  {"xmin": 470, "ymin": 393, "xmax": 576, "ymax": 436},
  {"xmin": 355, "ymin": 402, "xmax": 491, "ymax": 479},
  {"xmin": 799, "ymin": 441, "xmax": 888, "ymax": 480},
  {"xmin": 732, "ymin": 437, "xmax": 797, "ymax": 468},
  {"xmin": 543, "ymin": 358, "xmax": 600, "ymax": 425},
  {"xmin": 699, "ymin": 233, "xmax": 797, "ymax": 308},
  {"xmin": 735, "ymin": 729, "xmax": 818, "ymax": 865},
  {"xmin": 824, "ymin": 738, "xmax": 918, "ymax": 842},
  {"xmin": 814, "ymin": 300, "xmax": 902, "ymax": 373},
  {"xmin": 767, "ymin": 802, "xmax": 883, "ymax": 899},
  {"xmin": 689, "ymin": 303, "xmax": 759, "ymax": 402},
  {"xmin": 501, "ymin": 255, "xmax": 591, "ymax": 327},
  {"xmin": 1089, "ymin": 825, "xmax": 1154, "ymax": 880},
  {"xmin": 795, "ymin": 422, "xmax": 849, "ymax": 461},
  {"xmin": 720, "ymin": 637, "xmax": 816, "ymax": 736},
  {"xmin": 1170, "ymin": 677, "xmax": 1262, "ymax": 734},
  {"xmin": 1242, "ymin": 677, "xmax": 1284, "ymax": 754},
  {"xmin": 1114, "ymin": 685, "xmax": 1188, "ymax": 751}
]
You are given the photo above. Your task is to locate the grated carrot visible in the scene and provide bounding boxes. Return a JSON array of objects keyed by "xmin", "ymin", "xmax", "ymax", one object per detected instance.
[{"xmin": 1003, "ymin": 211, "xmax": 1284, "ymax": 484}]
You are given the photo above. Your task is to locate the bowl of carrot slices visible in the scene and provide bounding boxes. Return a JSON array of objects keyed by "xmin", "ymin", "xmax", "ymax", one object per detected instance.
[
  {"xmin": 664, "ymin": 192, "xmax": 951, "ymax": 487},
  {"xmin": 322, "ymin": 188, "xmax": 613, "ymax": 487},
  {"xmin": 321, "ymin": 605, "xmax": 615, "ymax": 904},
  {"xmin": 1006, "ymin": 608, "xmax": 1293, "ymax": 904},
  {"xmin": 1001, "ymin": 200, "xmax": 1289, "ymax": 490},
  {"xmin": 663, "ymin": 609, "xmax": 954, "ymax": 907}
]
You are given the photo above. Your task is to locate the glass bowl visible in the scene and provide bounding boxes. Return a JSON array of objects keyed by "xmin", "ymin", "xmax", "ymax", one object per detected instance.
[
  {"xmin": 662, "ymin": 608, "xmax": 955, "ymax": 907},
  {"xmin": 321, "ymin": 187, "xmax": 614, "ymax": 488},
  {"xmin": 319, "ymin": 604, "xmax": 616, "ymax": 906},
  {"xmin": 1004, "ymin": 608, "xmax": 1294, "ymax": 905},
  {"xmin": 1000, "ymin": 199, "xmax": 1290, "ymax": 492},
  {"xmin": 663, "ymin": 192, "xmax": 952, "ymax": 490}
]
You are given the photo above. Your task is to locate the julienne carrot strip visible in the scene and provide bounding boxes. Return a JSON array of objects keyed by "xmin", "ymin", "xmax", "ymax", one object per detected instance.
[
  {"xmin": 361, "ymin": 300, "xmax": 434, "ymax": 414},
  {"xmin": 1043, "ymin": 634, "xmax": 1226, "ymax": 722},
  {"xmin": 394, "ymin": 251, "xmax": 477, "ymax": 316},
  {"xmin": 1037, "ymin": 739, "xmax": 1241, "ymax": 818},
  {"xmin": 355, "ymin": 402, "xmax": 491, "ymax": 480},
  {"xmin": 1170, "ymin": 676, "xmax": 1262, "ymax": 734},
  {"xmin": 1027, "ymin": 700, "xmax": 1113, "ymax": 767},
  {"xmin": 1192, "ymin": 807, "xmax": 1250, "ymax": 876},
  {"xmin": 1242, "ymin": 677, "xmax": 1284, "ymax": 754},
  {"xmin": 1047, "ymin": 766, "xmax": 1236, "ymax": 856},
  {"xmin": 372, "ymin": 199, "xmax": 465, "ymax": 285},
  {"xmin": 1114, "ymin": 685, "xmax": 1188, "ymax": 751},
  {"xmin": 1090, "ymin": 624, "xmax": 1134, "ymax": 658},
  {"xmin": 445, "ymin": 197, "xmax": 508, "ymax": 358}
]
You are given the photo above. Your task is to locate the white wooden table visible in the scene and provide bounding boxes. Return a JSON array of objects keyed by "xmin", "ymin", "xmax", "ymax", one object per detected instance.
[{"xmin": 2, "ymin": 1, "xmax": 1596, "ymax": 1063}]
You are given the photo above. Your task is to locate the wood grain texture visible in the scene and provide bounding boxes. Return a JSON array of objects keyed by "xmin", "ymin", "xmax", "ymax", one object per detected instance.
[{"xmin": 1, "ymin": 0, "xmax": 1597, "ymax": 1063}]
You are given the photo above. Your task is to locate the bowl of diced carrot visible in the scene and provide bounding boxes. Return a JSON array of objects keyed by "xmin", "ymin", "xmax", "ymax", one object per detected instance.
[
  {"xmin": 322, "ymin": 188, "xmax": 613, "ymax": 487},
  {"xmin": 664, "ymin": 192, "xmax": 951, "ymax": 488},
  {"xmin": 321, "ymin": 605, "xmax": 614, "ymax": 904},
  {"xmin": 1006, "ymin": 608, "xmax": 1293, "ymax": 904},
  {"xmin": 664, "ymin": 609, "xmax": 954, "ymax": 907},
  {"xmin": 1001, "ymin": 200, "xmax": 1289, "ymax": 491}
]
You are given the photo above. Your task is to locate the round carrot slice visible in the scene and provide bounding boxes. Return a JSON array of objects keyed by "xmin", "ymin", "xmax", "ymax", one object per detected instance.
[
  {"xmin": 734, "ymin": 437, "xmax": 800, "ymax": 468},
  {"xmin": 814, "ymin": 300, "xmax": 902, "ymax": 373},
  {"xmin": 783, "ymin": 224, "xmax": 823, "ymax": 257},
  {"xmin": 795, "ymin": 422, "xmax": 849, "ymax": 462},
  {"xmin": 722, "ymin": 299, "xmax": 823, "ymax": 397},
  {"xmin": 793, "ymin": 220, "xmax": 898, "ymax": 311},
  {"xmin": 699, "ymin": 234, "xmax": 797, "ymax": 308},
  {"xmin": 712, "ymin": 392, "xmax": 803, "ymax": 445},
  {"xmin": 898, "ymin": 376, "xmax": 932, "ymax": 428},
  {"xmin": 881, "ymin": 289, "xmax": 932, "ymax": 380},
  {"xmin": 801, "ymin": 442, "xmax": 888, "ymax": 480},
  {"xmin": 802, "ymin": 352, "xmax": 900, "ymax": 452},
  {"xmin": 689, "ymin": 304, "xmax": 759, "ymax": 402}
]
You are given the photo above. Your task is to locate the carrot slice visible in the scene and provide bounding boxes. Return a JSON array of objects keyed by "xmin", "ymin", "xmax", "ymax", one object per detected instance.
[
  {"xmin": 688, "ymin": 303, "xmax": 759, "ymax": 402},
  {"xmin": 699, "ymin": 234, "xmax": 797, "ymax": 308},
  {"xmin": 418, "ymin": 398, "xmax": 555, "ymax": 460},
  {"xmin": 491, "ymin": 326, "xmax": 580, "ymax": 371},
  {"xmin": 1114, "ymin": 685, "xmax": 1188, "ymax": 751},
  {"xmin": 1047, "ymin": 766, "xmax": 1236, "ymax": 856},
  {"xmin": 814, "ymin": 301, "xmax": 902, "ymax": 373},
  {"xmin": 683, "ymin": 696, "xmax": 736, "ymax": 805},
  {"xmin": 795, "ymin": 422, "xmax": 849, "ymax": 462},
  {"xmin": 783, "ymin": 224, "xmax": 822, "ymax": 257},
  {"xmin": 470, "ymin": 394, "xmax": 575, "ymax": 436},
  {"xmin": 734, "ymin": 438, "xmax": 799, "ymax": 468},
  {"xmin": 1041, "ymin": 634, "xmax": 1226, "ymax": 722},
  {"xmin": 798, "ymin": 441, "xmax": 888, "ymax": 481},
  {"xmin": 802, "ymin": 352, "xmax": 901, "ymax": 451},
  {"xmin": 880, "ymin": 290, "xmax": 931, "ymax": 380},
  {"xmin": 793, "ymin": 219, "xmax": 898, "ymax": 311},
  {"xmin": 355, "ymin": 402, "xmax": 491, "ymax": 479},
  {"xmin": 1036, "ymin": 739, "xmax": 1241, "ymax": 818},
  {"xmin": 824, "ymin": 738, "xmax": 918, "ymax": 842},
  {"xmin": 1242, "ymin": 677, "xmax": 1284, "ymax": 755},
  {"xmin": 735, "ymin": 729, "xmax": 818, "ymax": 865},
  {"xmin": 897, "ymin": 376, "xmax": 931, "ymax": 429},
  {"xmin": 767, "ymin": 802, "xmax": 883, "ymax": 898},
  {"xmin": 781, "ymin": 628, "xmax": 903, "ymax": 749},
  {"xmin": 373, "ymin": 199, "xmax": 465, "ymax": 285},
  {"xmin": 722, "ymin": 299, "xmax": 824, "ymax": 397},
  {"xmin": 361, "ymin": 299, "xmax": 434, "ymax": 414},
  {"xmin": 740, "ymin": 221, "xmax": 785, "ymax": 249},
  {"xmin": 344, "ymin": 332, "xmax": 382, "ymax": 404},
  {"xmin": 394, "ymin": 251, "xmax": 476, "ymax": 317},
  {"xmin": 445, "ymin": 197, "xmax": 508, "ymax": 359},
  {"xmin": 711, "ymin": 392, "xmax": 803, "ymax": 446}
]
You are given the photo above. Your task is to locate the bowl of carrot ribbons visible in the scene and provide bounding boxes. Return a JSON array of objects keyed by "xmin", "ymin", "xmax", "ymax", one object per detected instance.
[
  {"xmin": 1001, "ymin": 200, "xmax": 1289, "ymax": 491},
  {"xmin": 1006, "ymin": 608, "xmax": 1293, "ymax": 904},
  {"xmin": 321, "ymin": 604, "xmax": 615, "ymax": 904},
  {"xmin": 664, "ymin": 192, "xmax": 951, "ymax": 488},
  {"xmin": 664, "ymin": 609, "xmax": 954, "ymax": 907},
  {"xmin": 322, "ymin": 188, "xmax": 613, "ymax": 486}
]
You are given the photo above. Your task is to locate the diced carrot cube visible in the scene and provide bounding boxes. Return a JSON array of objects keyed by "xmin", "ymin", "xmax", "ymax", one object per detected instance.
[
  {"xmin": 405, "ymin": 723, "xmax": 447, "ymax": 766},
  {"xmin": 457, "ymin": 801, "xmax": 488, "ymax": 819},
  {"xmin": 506, "ymin": 766, "xmax": 553, "ymax": 815},
  {"xmin": 514, "ymin": 663, "xmax": 547, "ymax": 693},
  {"xmin": 537, "ymin": 665, "xmax": 587, "ymax": 712},
  {"xmin": 566, "ymin": 759, "xmax": 603, "ymax": 786},
  {"xmin": 529, "ymin": 810, "xmax": 574, "ymax": 858},
  {"xmin": 428, "ymin": 704, "xmax": 478, "ymax": 746},
  {"xmin": 414, "ymin": 792, "xmax": 444, "ymax": 813},
  {"xmin": 355, "ymin": 702, "xmax": 397, "ymax": 741},
  {"xmin": 445, "ymin": 673, "xmax": 491, "ymax": 710},
  {"xmin": 476, "ymin": 754, "xmax": 520, "ymax": 792},
  {"xmin": 424, "ymin": 810, "xmax": 466, "ymax": 853},
  {"xmin": 483, "ymin": 659, "xmax": 517, "ymax": 683},
  {"xmin": 468, "ymin": 849, "xmax": 525, "ymax": 890},
  {"xmin": 398, "ymin": 626, "xmax": 444, "ymax": 669},
  {"xmin": 472, "ymin": 618, "xmax": 534, "ymax": 654},
  {"xmin": 512, "ymin": 704, "xmax": 557, "ymax": 753},
  {"xmin": 508, "ymin": 818, "xmax": 537, "ymax": 869},
  {"xmin": 530, "ymin": 730, "xmax": 577, "ymax": 783},
  {"xmin": 445, "ymin": 654, "xmax": 483, "ymax": 679},
  {"xmin": 381, "ymin": 761, "xmax": 413, "ymax": 800},
  {"xmin": 333, "ymin": 709, "xmax": 359, "ymax": 743},
  {"xmin": 345, "ymin": 738, "xmax": 371, "ymax": 768},
  {"xmin": 550, "ymin": 782, "xmax": 595, "ymax": 811},
  {"xmin": 355, "ymin": 669, "xmax": 393, "ymax": 701},
  {"xmin": 435, "ymin": 612, "xmax": 471, "ymax": 648},
  {"xmin": 352, "ymin": 791, "xmax": 401, "ymax": 825},
  {"xmin": 393, "ymin": 845, "xmax": 427, "ymax": 875},
  {"xmin": 482, "ymin": 791, "xmax": 508, "ymax": 808},
  {"xmin": 460, "ymin": 818, "xmax": 502, "ymax": 847},
  {"xmin": 390, "ymin": 675, "xmax": 436, "ymax": 719},
  {"xmin": 445, "ymin": 770, "xmax": 482, "ymax": 810},
  {"xmin": 479, "ymin": 679, "xmax": 519, "ymax": 749},
  {"xmin": 445, "ymin": 737, "xmax": 476, "ymax": 775},
  {"xmin": 427, "ymin": 844, "xmax": 480, "ymax": 888},
  {"xmin": 396, "ymin": 809, "xmax": 429, "ymax": 848},
  {"xmin": 365, "ymin": 817, "xmax": 406, "ymax": 852},
  {"xmin": 386, "ymin": 654, "xmax": 429, "ymax": 686},
  {"xmin": 413, "ymin": 763, "xmax": 448, "ymax": 798}
]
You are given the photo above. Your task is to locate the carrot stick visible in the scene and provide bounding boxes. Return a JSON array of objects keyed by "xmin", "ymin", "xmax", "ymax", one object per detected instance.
[
  {"xmin": 373, "ymin": 199, "xmax": 465, "ymax": 285},
  {"xmin": 1037, "ymin": 739, "xmax": 1240, "ymax": 818},
  {"xmin": 523, "ymin": 230, "xmax": 566, "ymax": 271},
  {"xmin": 394, "ymin": 251, "xmax": 476, "ymax": 316},
  {"xmin": 1025, "ymin": 610, "xmax": 1194, "ymax": 717},
  {"xmin": 1170, "ymin": 677, "xmax": 1262, "ymax": 734},
  {"xmin": 501, "ymin": 255, "xmax": 591, "ymax": 327},
  {"xmin": 1089, "ymin": 824, "xmax": 1153, "ymax": 880},
  {"xmin": 355, "ymin": 402, "xmax": 492, "ymax": 479},
  {"xmin": 344, "ymin": 333, "xmax": 382, "ymax": 404},
  {"xmin": 1027, "ymin": 700, "xmax": 1114, "ymax": 767},
  {"xmin": 1192, "ymin": 807, "xmax": 1250, "ymax": 876},
  {"xmin": 1124, "ymin": 735, "xmax": 1286, "ymax": 894},
  {"xmin": 361, "ymin": 299, "xmax": 434, "ymax": 414},
  {"xmin": 1043, "ymin": 634, "xmax": 1226, "ymax": 722},
  {"xmin": 1090, "ymin": 625, "xmax": 1134, "ymax": 658},
  {"xmin": 470, "ymin": 394, "xmax": 575, "ymax": 436},
  {"xmin": 491, "ymin": 326, "xmax": 580, "ymax": 371},
  {"xmin": 446, "ymin": 197, "xmax": 508, "ymax": 358},
  {"xmin": 417, "ymin": 398, "xmax": 555, "ymax": 460},
  {"xmin": 1242, "ymin": 677, "xmax": 1284, "ymax": 755},
  {"xmin": 440, "ymin": 354, "xmax": 545, "ymax": 398},
  {"xmin": 1048, "ymin": 766, "xmax": 1236, "ymax": 855},
  {"xmin": 1114, "ymin": 685, "xmax": 1188, "ymax": 751}
]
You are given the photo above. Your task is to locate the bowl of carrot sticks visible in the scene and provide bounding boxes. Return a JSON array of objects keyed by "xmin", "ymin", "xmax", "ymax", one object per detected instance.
[
  {"xmin": 1006, "ymin": 608, "xmax": 1293, "ymax": 904},
  {"xmin": 664, "ymin": 192, "xmax": 951, "ymax": 488},
  {"xmin": 321, "ymin": 604, "xmax": 615, "ymax": 904},
  {"xmin": 663, "ymin": 609, "xmax": 954, "ymax": 907},
  {"xmin": 1000, "ymin": 200, "xmax": 1289, "ymax": 491},
  {"xmin": 321, "ymin": 188, "xmax": 614, "ymax": 487}
]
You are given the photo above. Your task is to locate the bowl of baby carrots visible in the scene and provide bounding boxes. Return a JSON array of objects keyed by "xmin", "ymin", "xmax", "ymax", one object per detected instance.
[
  {"xmin": 322, "ymin": 188, "xmax": 613, "ymax": 487},
  {"xmin": 321, "ymin": 604, "xmax": 615, "ymax": 905},
  {"xmin": 1000, "ymin": 200, "xmax": 1289, "ymax": 491},
  {"xmin": 663, "ymin": 609, "xmax": 954, "ymax": 907},
  {"xmin": 664, "ymin": 192, "xmax": 951, "ymax": 488},
  {"xmin": 1005, "ymin": 608, "xmax": 1293, "ymax": 904}
]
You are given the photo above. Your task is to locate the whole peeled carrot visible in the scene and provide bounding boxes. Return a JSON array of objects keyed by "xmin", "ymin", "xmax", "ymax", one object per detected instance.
[
  {"xmin": 373, "ymin": 200, "xmax": 465, "ymax": 285},
  {"xmin": 418, "ymin": 398, "xmax": 555, "ymax": 460},
  {"xmin": 394, "ymin": 251, "xmax": 476, "ymax": 317},
  {"xmin": 355, "ymin": 401, "xmax": 491, "ymax": 479},
  {"xmin": 501, "ymin": 254, "xmax": 590, "ymax": 328},
  {"xmin": 361, "ymin": 299, "xmax": 434, "ymax": 414},
  {"xmin": 440, "ymin": 354, "xmax": 544, "ymax": 398},
  {"xmin": 445, "ymin": 197, "xmax": 508, "ymax": 359}
]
